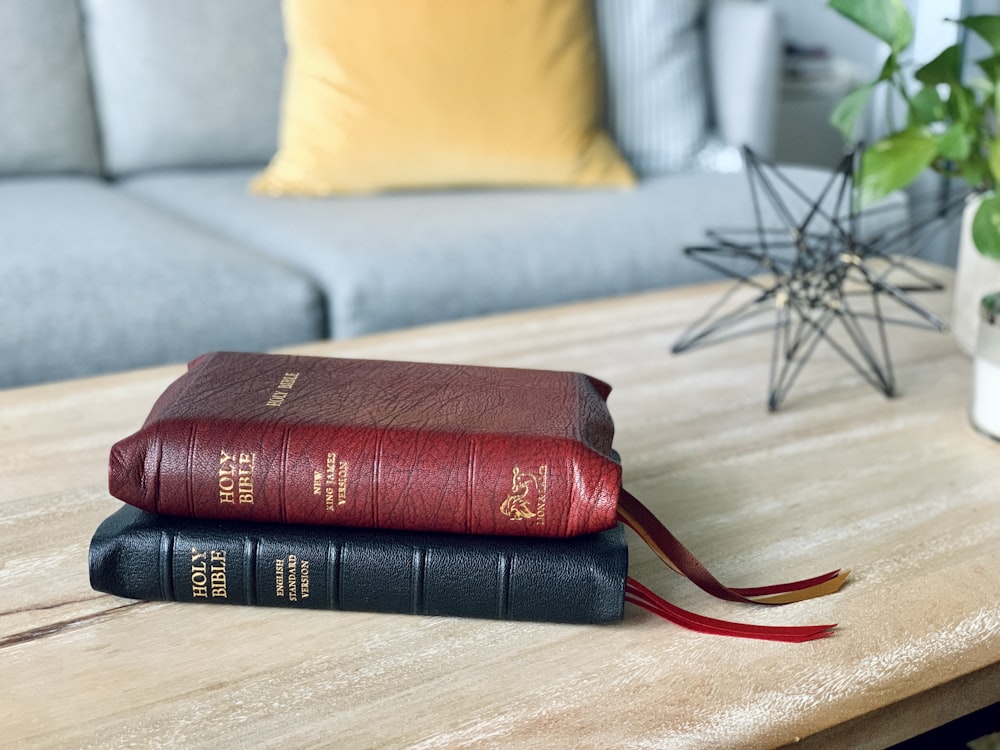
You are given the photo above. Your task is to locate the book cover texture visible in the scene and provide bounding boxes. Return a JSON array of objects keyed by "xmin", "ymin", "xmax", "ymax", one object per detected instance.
[
  {"xmin": 109, "ymin": 352, "xmax": 621, "ymax": 537},
  {"xmin": 90, "ymin": 505, "xmax": 628, "ymax": 624}
]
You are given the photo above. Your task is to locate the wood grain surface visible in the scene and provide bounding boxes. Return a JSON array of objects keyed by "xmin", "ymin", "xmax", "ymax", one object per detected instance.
[{"xmin": 1, "ymin": 263, "xmax": 997, "ymax": 749}]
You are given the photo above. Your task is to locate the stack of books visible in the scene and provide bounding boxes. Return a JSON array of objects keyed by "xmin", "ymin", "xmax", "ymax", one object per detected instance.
[{"xmin": 90, "ymin": 351, "xmax": 846, "ymax": 640}]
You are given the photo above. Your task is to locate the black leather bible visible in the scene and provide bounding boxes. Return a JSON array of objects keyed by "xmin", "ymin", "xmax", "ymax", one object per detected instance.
[{"xmin": 89, "ymin": 505, "xmax": 628, "ymax": 624}]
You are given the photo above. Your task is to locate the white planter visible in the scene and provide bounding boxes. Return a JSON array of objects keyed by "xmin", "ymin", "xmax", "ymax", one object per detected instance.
[
  {"xmin": 972, "ymin": 294, "xmax": 1000, "ymax": 440},
  {"xmin": 952, "ymin": 195, "xmax": 1000, "ymax": 356}
]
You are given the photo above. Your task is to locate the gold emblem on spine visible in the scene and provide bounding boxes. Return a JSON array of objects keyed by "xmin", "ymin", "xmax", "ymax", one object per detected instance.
[{"xmin": 500, "ymin": 465, "xmax": 547, "ymax": 524}]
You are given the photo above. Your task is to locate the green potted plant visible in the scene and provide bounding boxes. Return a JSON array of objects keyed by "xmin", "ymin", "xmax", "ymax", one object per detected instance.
[{"xmin": 828, "ymin": 0, "xmax": 1000, "ymax": 355}]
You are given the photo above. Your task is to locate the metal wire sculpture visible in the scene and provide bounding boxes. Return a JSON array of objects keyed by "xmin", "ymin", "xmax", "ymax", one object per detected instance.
[{"xmin": 672, "ymin": 147, "xmax": 967, "ymax": 410}]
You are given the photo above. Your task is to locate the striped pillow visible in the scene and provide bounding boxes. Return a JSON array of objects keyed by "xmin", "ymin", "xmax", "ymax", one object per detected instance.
[{"xmin": 595, "ymin": 0, "xmax": 708, "ymax": 176}]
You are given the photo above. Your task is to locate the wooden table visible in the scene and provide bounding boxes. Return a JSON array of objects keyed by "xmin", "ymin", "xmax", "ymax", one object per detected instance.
[{"xmin": 2, "ymin": 264, "xmax": 997, "ymax": 749}]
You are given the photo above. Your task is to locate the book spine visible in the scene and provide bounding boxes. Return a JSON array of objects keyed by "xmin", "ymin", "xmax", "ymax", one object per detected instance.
[
  {"xmin": 110, "ymin": 422, "xmax": 621, "ymax": 537},
  {"xmin": 89, "ymin": 506, "xmax": 627, "ymax": 625}
]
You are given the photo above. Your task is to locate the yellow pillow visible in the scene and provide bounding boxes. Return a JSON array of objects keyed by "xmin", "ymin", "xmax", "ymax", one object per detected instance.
[{"xmin": 251, "ymin": 0, "xmax": 635, "ymax": 195}]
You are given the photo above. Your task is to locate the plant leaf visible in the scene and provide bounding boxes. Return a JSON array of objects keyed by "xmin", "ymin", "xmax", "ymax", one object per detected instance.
[
  {"xmin": 988, "ymin": 136, "xmax": 1000, "ymax": 184},
  {"xmin": 961, "ymin": 158, "xmax": 991, "ymax": 188},
  {"xmin": 909, "ymin": 85, "xmax": 946, "ymax": 124},
  {"xmin": 976, "ymin": 53, "xmax": 1000, "ymax": 84},
  {"xmin": 946, "ymin": 82, "xmax": 977, "ymax": 123},
  {"xmin": 937, "ymin": 124, "xmax": 971, "ymax": 161},
  {"xmin": 831, "ymin": 83, "xmax": 873, "ymax": 140},
  {"xmin": 877, "ymin": 53, "xmax": 900, "ymax": 82},
  {"xmin": 960, "ymin": 16, "xmax": 1000, "ymax": 54},
  {"xmin": 828, "ymin": 0, "xmax": 913, "ymax": 52},
  {"xmin": 857, "ymin": 129, "xmax": 938, "ymax": 206},
  {"xmin": 972, "ymin": 192, "xmax": 1000, "ymax": 259},
  {"xmin": 915, "ymin": 44, "xmax": 962, "ymax": 85}
]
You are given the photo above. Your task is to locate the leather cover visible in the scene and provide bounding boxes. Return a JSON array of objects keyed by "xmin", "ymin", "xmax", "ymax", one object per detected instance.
[
  {"xmin": 109, "ymin": 352, "xmax": 621, "ymax": 537},
  {"xmin": 89, "ymin": 505, "xmax": 628, "ymax": 624}
]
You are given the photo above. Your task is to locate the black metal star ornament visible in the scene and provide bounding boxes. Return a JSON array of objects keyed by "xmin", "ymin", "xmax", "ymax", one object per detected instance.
[{"xmin": 672, "ymin": 147, "xmax": 965, "ymax": 411}]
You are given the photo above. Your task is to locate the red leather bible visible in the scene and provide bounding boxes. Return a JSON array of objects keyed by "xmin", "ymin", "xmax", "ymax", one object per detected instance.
[{"xmin": 110, "ymin": 351, "xmax": 621, "ymax": 537}]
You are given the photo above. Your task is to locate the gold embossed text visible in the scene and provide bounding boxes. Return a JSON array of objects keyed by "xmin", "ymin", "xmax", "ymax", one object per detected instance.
[
  {"xmin": 322, "ymin": 452, "xmax": 349, "ymax": 511},
  {"xmin": 190, "ymin": 547, "xmax": 228, "ymax": 599},
  {"xmin": 266, "ymin": 371, "xmax": 300, "ymax": 407},
  {"xmin": 218, "ymin": 449, "xmax": 255, "ymax": 504}
]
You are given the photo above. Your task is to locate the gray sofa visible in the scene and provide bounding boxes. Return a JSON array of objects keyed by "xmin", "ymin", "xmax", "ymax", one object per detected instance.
[{"xmin": 1, "ymin": 0, "xmax": 835, "ymax": 389}]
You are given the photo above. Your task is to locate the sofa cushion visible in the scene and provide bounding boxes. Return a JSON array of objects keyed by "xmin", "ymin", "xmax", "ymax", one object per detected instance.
[
  {"xmin": 0, "ymin": 0, "xmax": 101, "ymax": 176},
  {"xmin": 0, "ymin": 177, "xmax": 324, "ymax": 388},
  {"xmin": 121, "ymin": 165, "xmax": 891, "ymax": 340},
  {"xmin": 595, "ymin": 0, "xmax": 708, "ymax": 176},
  {"xmin": 80, "ymin": 0, "xmax": 285, "ymax": 176},
  {"xmin": 252, "ymin": 0, "xmax": 634, "ymax": 195}
]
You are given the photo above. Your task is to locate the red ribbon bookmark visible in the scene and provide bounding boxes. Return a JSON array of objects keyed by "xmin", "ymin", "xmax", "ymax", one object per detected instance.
[
  {"xmin": 617, "ymin": 489, "xmax": 848, "ymax": 642},
  {"xmin": 624, "ymin": 578, "xmax": 836, "ymax": 643}
]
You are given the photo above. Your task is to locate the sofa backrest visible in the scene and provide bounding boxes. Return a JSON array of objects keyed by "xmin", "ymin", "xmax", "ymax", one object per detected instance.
[
  {"xmin": 0, "ymin": 0, "xmax": 726, "ymax": 181},
  {"xmin": 80, "ymin": 0, "xmax": 286, "ymax": 176},
  {"xmin": 0, "ymin": 0, "xmax": 101, "ymax": 176}
]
